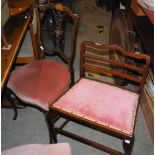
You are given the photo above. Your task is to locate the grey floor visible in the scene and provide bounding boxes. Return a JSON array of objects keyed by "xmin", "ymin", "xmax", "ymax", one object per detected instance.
[{"xmin": 1, "ymin": 0, "xmax": 154, "ymax": 154}]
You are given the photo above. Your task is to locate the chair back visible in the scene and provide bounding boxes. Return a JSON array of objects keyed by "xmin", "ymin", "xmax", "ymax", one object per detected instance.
[
  {"xmin": 80, "ymin": 41, "xmax": 150, "ymax": 94},
  {"xmin": 29, "ymin": 2, "xmax": 80, "ymax": 74}
]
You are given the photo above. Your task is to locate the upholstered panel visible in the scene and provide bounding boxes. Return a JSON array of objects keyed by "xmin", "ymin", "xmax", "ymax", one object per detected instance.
[
  {"xmin": 7, "ymin": 60, "xmax": 71, "ymax": 111},
  {"xmin": 53, "ymin": 78, "xmax": 139, "ymax": 135},
  {"xmin": 2, "ymin": 143, "xmax": 72, "ymax": 155}
]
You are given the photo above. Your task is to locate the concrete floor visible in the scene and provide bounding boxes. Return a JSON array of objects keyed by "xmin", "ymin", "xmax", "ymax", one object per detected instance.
[{"xmin": 1, "ymin": 0, "xmax": 153, "ymax": 154}]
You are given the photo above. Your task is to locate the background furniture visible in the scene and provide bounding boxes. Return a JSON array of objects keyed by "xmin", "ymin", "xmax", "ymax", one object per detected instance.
[
  {"xmin": 1, "ymin": 0, "xmax": 37, "ymax": 92},
  {"xmin": 1, "ymin": 15, "xmax": 31, "ymax": 92},
  {"xmin": 7, "ymin": 0, "xmax": 35, "ymax": 16}
]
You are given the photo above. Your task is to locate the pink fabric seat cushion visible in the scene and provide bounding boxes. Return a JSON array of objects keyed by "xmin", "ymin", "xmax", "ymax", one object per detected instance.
[
  {"xmin": 53, "ymin": 78, "xmax": 139, "ymax": 135},
  {"xmin": 2, "ymin": 143, "xmax": 72, "ymax": 155},
  {"xmin": 7, "ymin": 60, "xmax": 71, "ymax": 111}
]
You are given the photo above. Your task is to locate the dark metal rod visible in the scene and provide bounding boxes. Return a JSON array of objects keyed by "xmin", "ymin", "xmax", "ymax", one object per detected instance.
[{"xmin": 59, "ymin": 119, "xmax": 70, "ymax": 130}]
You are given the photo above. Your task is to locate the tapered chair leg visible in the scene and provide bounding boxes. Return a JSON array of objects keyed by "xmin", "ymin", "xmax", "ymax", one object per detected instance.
[
  {"xmin": 123, "ymin": 138, "xmax": 134, "ymax": 155},
  {"xmin": 45, "ymin": 110, "xmax": 58, "ymax": 144},
  {"xmin": 5, "ymin": 88, "xmax": 18, "ymax": 120}
]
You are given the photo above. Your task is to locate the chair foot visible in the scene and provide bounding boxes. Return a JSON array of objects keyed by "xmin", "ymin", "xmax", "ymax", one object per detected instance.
[
  {"xmin": 45, "ymin": 110, "xmax": 58, "ymax": 144},
  {"xmin": 123, "ymin": 138, "xmax": 134, "ymax": 155},
  {"xmin": 5, "ymin": 88, "xmax": 18, "ymax": 120}
]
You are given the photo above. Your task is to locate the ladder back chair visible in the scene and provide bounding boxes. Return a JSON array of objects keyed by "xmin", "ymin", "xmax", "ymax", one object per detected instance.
[
  {"xmin": 48, "ymin": 41, "xmax": 150, "ymax": 155},
  {"xmin": 5, "ymin": 2, "xmax": 79, "ymax": 142}
]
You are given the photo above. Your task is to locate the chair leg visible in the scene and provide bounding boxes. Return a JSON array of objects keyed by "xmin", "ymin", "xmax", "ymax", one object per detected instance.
[
  {"xmin": 45, "ymin": 110, "xmax": 58, "ymax": 144},
  {"xmin": 95, "ymin": 0, "xmax": 101, "ymax": 6},
  {"xmin": 123, "ymin": 138, "xmax": 134, "ymax": 155},
  {"xmin": 70, "ymin": 70, "xmax": 75, "ymax": 86},
  {"xmin": 5, "ymin": 88, "xmax": 18, "ymax": 120}
]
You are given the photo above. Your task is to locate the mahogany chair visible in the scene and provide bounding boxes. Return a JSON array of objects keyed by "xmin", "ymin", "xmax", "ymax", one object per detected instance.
[
  {"xmin": 2, "ymin": 143, "xmax": 71, "ymax": 155},
  {"xmin": 5, "ymin": 2, "xmax": 79, "ymax": 142},
  {"xmin": 48, "ymin": 41, "xmax": 150, "ymax": 155}
]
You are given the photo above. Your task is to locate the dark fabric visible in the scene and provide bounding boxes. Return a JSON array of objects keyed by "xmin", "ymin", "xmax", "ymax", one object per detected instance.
[{"xmin": 96, "ymin": 0, "xmax": 121, "ymax": 10}]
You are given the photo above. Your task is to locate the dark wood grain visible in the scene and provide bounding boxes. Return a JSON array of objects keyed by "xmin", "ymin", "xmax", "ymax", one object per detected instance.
[
  {"xmin": 1, "ymin": 15, "xmax": 31, "ymax": 91},
  {"xmin": 8, "ymin": 0, "xmax": 34, "ymax": 16},
  {"xmin": 128, "ymin": 8, "xmax": 154, "ymax": 69}
]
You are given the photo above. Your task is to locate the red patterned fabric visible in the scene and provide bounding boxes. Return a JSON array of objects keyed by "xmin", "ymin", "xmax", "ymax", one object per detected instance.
[
  {"xmin": 2, "ymin": 143, "xmax": 72, "ymax": 155},
  {"xmin": 7, "ymin": 60, "xmax": 71, "ymax": 111},
  {"xmin": 53, "ymin": 78, "xmax": 139, "ymax": 135}
]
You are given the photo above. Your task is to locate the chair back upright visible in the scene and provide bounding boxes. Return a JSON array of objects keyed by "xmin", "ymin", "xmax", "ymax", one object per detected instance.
[
  {"xmin": 80, "ymin": 41, "xmax": 150, "ymax": 95},
  {"xmin": 29, "ymin": 2, "xmax": 80, "ymax": 82}
]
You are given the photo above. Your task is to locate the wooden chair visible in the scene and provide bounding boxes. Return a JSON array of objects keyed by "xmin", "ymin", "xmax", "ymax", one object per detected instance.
[
  {"xmin": 5, "ymin": 2, "xmax": 79, "ymax": 143},
  {"xmin": 48, "ymin": 41, "xmax": 150, "ymax": 155}
]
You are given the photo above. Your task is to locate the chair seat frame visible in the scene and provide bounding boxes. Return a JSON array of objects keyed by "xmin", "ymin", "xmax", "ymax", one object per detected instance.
[{"xmin": 47, "ymin": 86, "xmax": 134, "ymax": 155}]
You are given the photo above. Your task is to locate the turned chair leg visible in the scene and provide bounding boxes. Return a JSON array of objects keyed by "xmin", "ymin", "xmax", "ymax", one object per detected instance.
[
  {"xmin": 45, "ymin": 110, "xmax": 58, "ymax": 144},
  {"xmin": 5, "ymin": 88, "xmax": 18, "ymax": 120},
  {"xmin": 123, "ymin": 138, "xmax": 134, "ymax": 155}
]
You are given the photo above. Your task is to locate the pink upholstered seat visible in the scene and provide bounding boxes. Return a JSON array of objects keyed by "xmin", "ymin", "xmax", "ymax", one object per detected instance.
[
  {"xmin": 7, "ymin": 60, "xmax": 71, "ymax": 111},
  {"xmin": 1, "ymin": 143, "xmax": 72, "ymax": 155},
  {"xmin": 53, "ymin": 78, "xmax": 139, "ymax": 135}
]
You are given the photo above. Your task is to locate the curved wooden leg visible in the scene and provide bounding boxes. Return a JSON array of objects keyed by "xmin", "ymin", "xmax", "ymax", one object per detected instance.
[
  {"xmin": 123, "ymin": 138, "xmax": 134, "ymax": 155},
  {"xmin": 45, "ymin": 110, "xmax": 58, "ymax": 144},
  {"xmin": 5, "ymin": 88, "xmax": 18, "ymax": 120}
]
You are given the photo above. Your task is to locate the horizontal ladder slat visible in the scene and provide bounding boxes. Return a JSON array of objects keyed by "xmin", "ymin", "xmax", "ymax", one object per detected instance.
[
  {"xmin": 84, "ymin": 54, "xmax": 144, "ymax": 74},
  {"xmin": 16, "ymin": 57, "xmax": 35, "ymax": 64},
  {"xmin": 84, "ymin": 64, "xmax": 141, "ymax": 83}
]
